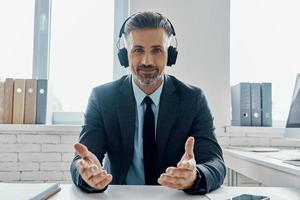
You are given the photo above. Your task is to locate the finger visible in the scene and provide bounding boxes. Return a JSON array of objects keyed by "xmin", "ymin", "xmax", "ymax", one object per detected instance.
[
  {"xmin": 74, "ymin": 143, "xmax": 90, "ymax": 159},
  {"xmin": 95, "ymin": 174, "xmax": 113, "ymax": 190},
  {"xmin": 184, "ymin": 137, "xmax": 194, "ymax": 159},
  {"xmin": 76, "ymin": 159, "xmax": 89, "ymax": 174},
  {"xmin": 89, "ymin": 171, "xmax": 108, "ymax": 185},
  {"xmin": 88, "ymin": 164, "xmax": 101, "ymax": 176},
  {"xmin": 158, "ymin": 173, "xmax": 185, "ymax": 185},
  {"xmin": 82, "ymin": 165, "xmax": 97, "ymax": 180},
  {"xmin": 158, "ymin": 174, "xmax": 183, "ymax": 189},
  {"xmin": 81, "ymin": 162, "xmax": 100, "ymax": 181},
  {"xmin": 160, "ymin": 181, "xmax": 182, "ymax": 190},
  {"xmin": 74, "ymin": 143, "xmax": 103, "ymax": 168},
  {"xmin": 76, "ymin": 159, "xmax": 85, "ymax": 174},
  {"xmin": 177, "ymin": 159, "xmax": 195, "ymax": 171},
  {"xmin": 165, "ymin": 167, "xmax": 191, "ymax": 178}
]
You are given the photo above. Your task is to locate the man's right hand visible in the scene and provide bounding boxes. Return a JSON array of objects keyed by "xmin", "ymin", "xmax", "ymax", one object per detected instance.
[{"xmin": 74, "ymin": 143, "xmax": 113, "ymax": 190}]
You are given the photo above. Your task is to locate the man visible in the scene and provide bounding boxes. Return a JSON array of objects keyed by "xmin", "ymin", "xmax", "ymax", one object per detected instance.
[{"xmin": 70, "ymin": 11, "xmax": 225, "ymax": 194}]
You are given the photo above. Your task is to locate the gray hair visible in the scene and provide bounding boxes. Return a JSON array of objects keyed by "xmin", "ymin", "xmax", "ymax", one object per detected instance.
[{"xmin": 123, "ymin": 11, "xmax": 174, "ymax": 38}]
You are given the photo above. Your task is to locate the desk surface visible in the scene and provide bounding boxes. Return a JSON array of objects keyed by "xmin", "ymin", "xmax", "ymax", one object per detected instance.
[
  {"xmin": 1, "ymin": 183, "xmax": 300, "ymax": 200},
  {"xmin": 224, "ymin": 148, "xmax": 300, "ymax": 187},
  {"xmin": 51, "ymin": 184, "xmax": 207, "ymax": 200}
]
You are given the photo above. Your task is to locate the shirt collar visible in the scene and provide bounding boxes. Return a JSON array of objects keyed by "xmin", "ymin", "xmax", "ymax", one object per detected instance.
[{"xmin": 131, "ymin": 75, "xmax": 164, "ymax": 107}]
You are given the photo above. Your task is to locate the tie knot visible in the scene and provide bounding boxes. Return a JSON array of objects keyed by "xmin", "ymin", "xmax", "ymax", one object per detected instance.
[{"xmin": 143, "ymin": 96, "xmax": 153, "ymax": 107}]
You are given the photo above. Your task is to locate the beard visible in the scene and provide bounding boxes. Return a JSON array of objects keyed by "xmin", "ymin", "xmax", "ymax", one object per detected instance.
[{"xmin": 132, "ymin": 64, "xmax": 163, "ymax": 87}]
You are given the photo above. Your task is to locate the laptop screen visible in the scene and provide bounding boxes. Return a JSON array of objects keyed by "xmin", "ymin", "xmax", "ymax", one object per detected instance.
[{"xmin": 286, "ymin": 74, "xmax": 300, "ymax": 128}]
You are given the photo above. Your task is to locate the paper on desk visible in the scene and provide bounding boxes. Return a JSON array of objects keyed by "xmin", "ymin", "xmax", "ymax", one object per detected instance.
[
  {"xmin": 228, "ymin": 146, "xmax": 280, "ymax": 152},
  {"xmin": 268, "ymin": 150, "xmax": 300, "ymax": 161}
]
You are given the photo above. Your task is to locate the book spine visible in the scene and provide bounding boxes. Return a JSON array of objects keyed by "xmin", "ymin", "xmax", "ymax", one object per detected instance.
[
  {"xmin": 3, "ymin": 78, "xmax": 14, "ymax": 124},
  {"xmin": 36, "ymin": 79, "xmax": 48, "ymax": 124},
  {"xmin": 261, "ymin": 83, "xmax": 272, "ymax": 126},
  {"xmin": 12, "ymin": 79, "xmax": 26, "ymax": 124},
  {"xmin": 24, "ymin": 79, "xmax": 37, "ymax": 124},
  {"xmin": 251, "ymin": 83, "xmax": 262, "ymax": 126}
]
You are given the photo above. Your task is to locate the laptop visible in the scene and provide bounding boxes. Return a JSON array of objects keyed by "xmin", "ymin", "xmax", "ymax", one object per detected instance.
[{"xmin": 283, "ymin": 73, "xmax": 300, "ymax": 167}]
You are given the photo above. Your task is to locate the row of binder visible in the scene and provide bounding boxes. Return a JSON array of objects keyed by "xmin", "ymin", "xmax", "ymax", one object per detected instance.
[
  {"xmin": 0, "ymin": 78, "xmax": 48, "ymax": 124},
  {"xmin": 231, "ymin": 82, "xmax": 272, "ymax": 127}
]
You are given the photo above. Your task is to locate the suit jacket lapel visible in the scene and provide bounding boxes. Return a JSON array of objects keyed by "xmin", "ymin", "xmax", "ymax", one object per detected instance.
[
  {"xmin": 156, "ymin": 75, "xmax": 179, "ymax": 170},
  {"xmin": 116, "ymin": 75, "xmax": 136, "ymax": 182}
]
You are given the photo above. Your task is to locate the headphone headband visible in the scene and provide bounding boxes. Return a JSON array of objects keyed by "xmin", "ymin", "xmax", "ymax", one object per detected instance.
[{"xmin": 118, "ymin": 12, "xmax": 176, "ymax": 38}]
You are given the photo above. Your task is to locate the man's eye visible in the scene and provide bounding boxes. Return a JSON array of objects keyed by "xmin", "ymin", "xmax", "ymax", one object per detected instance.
[
  {"xmin": 153, "ymin": 48, "xmax": 162, "ymax": 53},
  {"xmin": 134, "ymin": 49, "xmax": 143, "ymax": 53}
]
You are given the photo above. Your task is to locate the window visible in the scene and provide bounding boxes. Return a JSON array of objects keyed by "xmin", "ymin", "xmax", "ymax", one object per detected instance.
[
  {"xmin": 0, "ymin": 1, "xmax": 35, "ymax": 79},
  {"xmin": 49, "ymin": 0, "xmax": 115, "ymax": 113},
  {"xmin": 231, "ymin": 0, "xmax": 300, "ymax": 125}
]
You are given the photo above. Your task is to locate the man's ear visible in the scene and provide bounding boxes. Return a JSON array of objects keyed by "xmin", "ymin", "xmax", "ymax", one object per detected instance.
[
  {"xmin": 167, "ymin": 36, "xmax": 172, "ymax": 47},
  {"xmin": 123, "ymin": 36, "xmax": 130, "ymax": 50},
  {"xmin": 164, "ymin": 36, "xmax": 172, "ymax": 51}
]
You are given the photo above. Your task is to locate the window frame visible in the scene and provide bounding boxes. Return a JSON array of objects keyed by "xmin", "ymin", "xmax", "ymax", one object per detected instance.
[{"xmin": 32, "ymin": 0, "xmax": 129, "ymax": 124}]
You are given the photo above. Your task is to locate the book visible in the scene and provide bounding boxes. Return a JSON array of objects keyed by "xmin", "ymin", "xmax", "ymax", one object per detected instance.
[
  {"xmin": 24, "ymin": 79, "xmax": 37, "ymax": 124},
  {"xmin": 30, "ymin": 182, "xmax": 61, "ymax": 200},
  {"xmin": 3, "ymin": 78, "xmax": 14, "ymax": 124},
  {"xmin": 261, "ymin": 83, "xmax": 272, "ymax": 126},
  {"xmin": 231, "ymin": 82, "xmax": 251, "ymax": 126},
  {"xmin": 12, "ymin": 79, "xmax": 26, "ymax": 124},
  {"xmin": 36, "ymin": 79, "xmax": 48, "ymax": 124},
  {"xmin": 250, "ymin": 83, "xmax": 262, "ymax": 126}
]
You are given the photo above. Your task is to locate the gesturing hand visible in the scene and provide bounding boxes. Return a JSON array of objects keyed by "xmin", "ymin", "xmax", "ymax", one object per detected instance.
[
  {"xmin": 158, "ymin": 137, "xmax": 197, "ymax": 189},
  {"xmin": 74, "ymin": 143, "xmax": 112, "ymax": 190}
]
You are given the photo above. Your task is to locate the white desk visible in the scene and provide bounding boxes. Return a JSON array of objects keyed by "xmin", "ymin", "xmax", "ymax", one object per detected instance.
[
  {"xmin": 224, "ymin": 148, "xmax": 300, "ymax": 187},
  {"xmin": 0, "ymin": 184, "xmax": 207, "ymax": 200},
  {"xmin": 51, "ymin": 184, "xmax": 208, "ymax": 200},
  {"xmin": 1, "ymin": 183, "xmax": 300, "ymax": 200}
]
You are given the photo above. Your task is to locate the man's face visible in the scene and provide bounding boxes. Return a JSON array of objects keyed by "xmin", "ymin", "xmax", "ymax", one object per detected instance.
[{"xmin": 126, "ymin": 28, "xmax": 169, "ymax": 87}]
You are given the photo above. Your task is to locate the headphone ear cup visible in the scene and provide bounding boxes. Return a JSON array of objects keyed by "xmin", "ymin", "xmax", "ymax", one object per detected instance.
[
  {"xmin": 118, "ymin": 48, "xmax": 129, "ymax": 68},
  {"xmin": 167, "ymin": 46, "xmax": 178, "ymax": 67}
]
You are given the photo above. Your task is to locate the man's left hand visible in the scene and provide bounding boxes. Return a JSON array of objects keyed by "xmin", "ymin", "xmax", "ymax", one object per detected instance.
[{"xmin": 158, "ymin": 136, "xmax": 197, "ymax": 190}]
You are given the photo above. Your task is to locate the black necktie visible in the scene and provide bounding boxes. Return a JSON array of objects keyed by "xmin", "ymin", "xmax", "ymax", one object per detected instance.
[{"xmin": 143, "ymin": 96, "xmax": 157, "ymax": 185}]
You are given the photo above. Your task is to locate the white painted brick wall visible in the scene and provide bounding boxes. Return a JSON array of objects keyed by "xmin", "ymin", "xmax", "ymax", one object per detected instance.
[
  {"xmin": 230, "ymin": 137, "xmax": 271, "ymax": 146},
  {"xmin": 0, "ymin": 134, "xmax": 16, "ymax": 143},
  {"xmin": 40, "ymin": 162, "xmax": 70, "ymax": 171},
  {"xmin": 0, "ymin": 153, "xmax": 18, "ymax": 161},
  {"xmin": 0, "ymin": 125, "xmax": 79, "ymax": 183},
  {"xmin": 0, "ymin": 162, "xmax": 39, "ymax": 171},
  {"xmin": 61, "ymin": 135, "xmax": 78, "ymax": 144},
  {"xmin": 216, "ymin": 136, "xmax": 230, "ymax": 146},
  {"xmin": 21, "ymin": 171, "xmax": 63, "ymax": 181},
  {"xmin": 0, "ymin": 144, "xmax": 40, "ymax": 152},
  {"xmin": 41, "ymin": 144, "xmax": 74, "ymax": 153},
  {"xmin": 62, "ymin": 153, "xmax": 74, "ymax": 162},
  {"xmin": 63, "ymin": 171, "xmax": 72, "ymax": 181},
  {"xmin": 19, "ymin": 153, "xmax": 61, "ymax": 162},
  {"xmin": 270, "ymin": 138, "xmax": 300, "ymax": 148},
  {"xmin": 0, "ymin": 172, "xmax": 20, "ymax": 181},
  {"xmin": 17, "ymin": 135, "xmax": 60, "ymax": 144}
]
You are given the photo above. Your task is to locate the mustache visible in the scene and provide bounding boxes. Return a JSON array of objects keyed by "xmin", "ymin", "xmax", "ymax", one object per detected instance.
[{"xmin": 137, "ymin": 64, "xmax": 156, "ymax": 69}]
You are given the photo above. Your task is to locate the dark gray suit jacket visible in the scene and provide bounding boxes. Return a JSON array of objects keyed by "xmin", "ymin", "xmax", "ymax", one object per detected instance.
[{"xmin": 70, "ymin": 74, "xmax": 225, "ymax": 194}]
